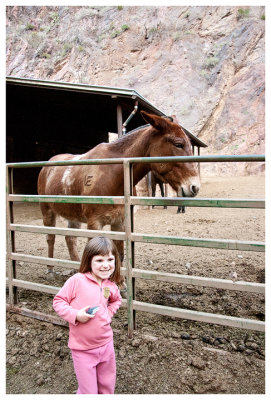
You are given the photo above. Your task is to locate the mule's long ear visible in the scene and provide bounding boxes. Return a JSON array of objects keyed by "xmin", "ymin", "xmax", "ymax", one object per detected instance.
[
  {"xmin": 141, "ymin": 111, "xmax": 169, "ymax": 132},
  {"xmin": 171, "ymin": 114, "xmax": 179, "ymax": 124}
]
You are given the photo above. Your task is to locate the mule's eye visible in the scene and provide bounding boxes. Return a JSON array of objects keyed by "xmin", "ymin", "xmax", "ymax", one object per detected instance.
[{"xmin": 167, "ymin": 136, "xmax": 185, "ymax": 148}]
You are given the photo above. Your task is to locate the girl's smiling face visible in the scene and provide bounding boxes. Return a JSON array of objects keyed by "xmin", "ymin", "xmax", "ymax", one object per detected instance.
[{"xmin": 90, "ymin": 252, "xmax": 115, "ymax": 284}]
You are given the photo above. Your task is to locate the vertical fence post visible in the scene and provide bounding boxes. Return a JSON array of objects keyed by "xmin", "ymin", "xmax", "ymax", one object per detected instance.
[
  {"xmin": 123, "ymin": 160, "xmax": 134, "ymax": 337},
  {"xmin": 130, "ymin": 164, "xmax": 136, "ymax": 330},
  {"xmin": 6, "ymin": 166, "xmax": 18, "ymax": 304}
]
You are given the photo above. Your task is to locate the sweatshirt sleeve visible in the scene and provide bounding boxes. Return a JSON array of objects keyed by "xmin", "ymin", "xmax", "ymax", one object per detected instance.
[
  {"xmin": 107, "ymin": 284, "xmax": 122, "ymax": 317},
  {"xmin": 53, "ymin": 276, "xmax": 79, "ymax": 325}
]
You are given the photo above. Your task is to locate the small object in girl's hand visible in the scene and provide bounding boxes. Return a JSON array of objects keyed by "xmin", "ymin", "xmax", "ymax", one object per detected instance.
[{"xmin": 86, "ymin": 306, "xmax": 100, "ymax": 315}]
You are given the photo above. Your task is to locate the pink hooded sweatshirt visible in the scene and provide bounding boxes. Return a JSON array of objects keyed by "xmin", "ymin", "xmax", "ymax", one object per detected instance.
[{"xmin": 53, "ymin": 272, "xmax": 122, "ymax": 350}]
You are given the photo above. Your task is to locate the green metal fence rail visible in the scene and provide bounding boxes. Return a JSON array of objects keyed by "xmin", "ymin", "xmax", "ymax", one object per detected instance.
[{"xmin": 6, "ymin": 155, "xmax": 265, "ymax": 335}]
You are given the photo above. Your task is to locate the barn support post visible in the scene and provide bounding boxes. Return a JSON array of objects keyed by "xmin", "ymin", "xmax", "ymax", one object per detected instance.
[
  {"xmin": 123, "ymin": 160, "xmax": 135, "ymax": 337},
  {"xmin": 122, "ymin": 101, "xmax": 139, "ymax": 135},
  {"xmin": 6, "ymin": 166, "xmax": 18, "ymax": 304},
  {"xmin": 116, "ymin": 103, "xmax": 123, "ymax": 138}
]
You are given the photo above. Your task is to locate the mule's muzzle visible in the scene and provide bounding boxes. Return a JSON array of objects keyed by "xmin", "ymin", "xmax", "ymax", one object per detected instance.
[
  {"xmin": 179, "ymin": 182, "xmax": 200, "ymax": 198},
  {"xmin": 190, "ymin": 184, "xmax": 200, "ymax": 197}
]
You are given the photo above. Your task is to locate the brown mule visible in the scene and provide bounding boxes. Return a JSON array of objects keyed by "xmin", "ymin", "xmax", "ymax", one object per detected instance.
[{"xmin": 38, "ymin": 111, "xmax": 200, "ymax": 276}]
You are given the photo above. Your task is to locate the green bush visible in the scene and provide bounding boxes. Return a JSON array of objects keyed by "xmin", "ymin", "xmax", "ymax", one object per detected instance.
[
  {"xmin": 97, "ymin": 34, "xmax": 106, "ymax": 42},
  {"xmin": 25, "ymin": 23, "xmax": 35, "ymax": 31},
  {"xmin": 111, "ymin": 24, "xmax": 129, "ymax": 38},
  {"xmin": 61, "ymin": 42, "xmax": 72, "ymax": 56},
  {"xmin": 237, "ymin": 8, "xmax": 250, "ymax": 19},
  {"xmin": 204, "ymin": 56, "xmax": 219, "ymax": 69},
  {"xmin": 121, "ymin": 24, "xmax": 129, "ymax": 32},
  {"xmin": 41, "ymin": 53, "xmax": 51, "ymax": 59},
  {"xmin": 50, "ymin": 11, "xmax": 60, "ymax": 24},
  {"xmin": 173, "ymin": 32, "xmax": 181, "ymax": 41},
  {"xmin": 111, "ymin": 30, "xmax": 121, "ymax": 38}
]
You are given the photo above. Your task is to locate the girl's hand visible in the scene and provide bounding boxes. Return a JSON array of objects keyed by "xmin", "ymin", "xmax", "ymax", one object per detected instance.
[{"xmin": 76, "ymin": 305, "xmax": 95, "ymax": 323}]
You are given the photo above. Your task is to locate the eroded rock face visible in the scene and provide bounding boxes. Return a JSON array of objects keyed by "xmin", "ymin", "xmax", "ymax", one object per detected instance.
[{"xmin": 6, "ymin": 5, "xmax": 265, "ymax": 175}]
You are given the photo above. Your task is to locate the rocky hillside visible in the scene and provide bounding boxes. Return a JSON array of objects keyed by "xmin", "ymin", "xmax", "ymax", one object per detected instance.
[{"xmin": 6, "ymin": 5, "xmax": 265, "ymax": 176}]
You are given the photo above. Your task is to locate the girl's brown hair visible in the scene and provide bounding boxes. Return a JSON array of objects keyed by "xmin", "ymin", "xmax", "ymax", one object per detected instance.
[{"xmin": 79, "ymin": 236, "xmax": 122, "ymax": 285}]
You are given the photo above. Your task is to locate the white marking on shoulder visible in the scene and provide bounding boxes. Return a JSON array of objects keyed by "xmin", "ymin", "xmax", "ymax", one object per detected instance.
[
  {"xmin": 61, "ymin": 154, "xmax": 82, "ymax": 188},
  {"xmin": 46, "ymin": 167, "xmax": 55, "ymax": 189},
  {"xmin": 73, "ymin": 155, "xmax": 82, "ymax": 161},
  {"xmin": 62, "ymin": 166, "xmax": 72, "ymax": 185}
]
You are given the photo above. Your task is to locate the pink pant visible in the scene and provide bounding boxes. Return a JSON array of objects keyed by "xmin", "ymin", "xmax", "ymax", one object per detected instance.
[{"xmin": 71, "ymin": 339, "xmax": 116, "ymax": 394}]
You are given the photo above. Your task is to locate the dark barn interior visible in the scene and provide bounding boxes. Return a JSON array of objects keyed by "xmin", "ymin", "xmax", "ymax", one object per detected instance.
[{"xmin": 6, "ymin": 77, "xmax": 167, "ymax": 194}]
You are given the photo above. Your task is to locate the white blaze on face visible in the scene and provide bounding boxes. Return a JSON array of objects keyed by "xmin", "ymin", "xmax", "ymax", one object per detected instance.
[
  {"xmin": 176, "ymin": 130, "xmax": 200, "ymax": 197},
  {"xmin": 61, "ymin": 155, "xmax": 81, "ymax": 192}
]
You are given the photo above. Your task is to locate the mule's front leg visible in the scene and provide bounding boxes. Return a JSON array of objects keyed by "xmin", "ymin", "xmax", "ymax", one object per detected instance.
[
  {"xmin": 65, "ymin": 221, "xmax": 81, "ymax": 262},
  {"xmin": 152, "ymin": 186, "xmax": 156, "ymax": 209},
  {"xmin": 159, "ymin": 183, "xmax": 167, "ymax": 209},
  {"xmin": 111, "ymin": 220, "xmax": 126, "ymax": 294},
  {"xmin": 111, "ymin": 221, "xmax": 124, "ymax": 262}
]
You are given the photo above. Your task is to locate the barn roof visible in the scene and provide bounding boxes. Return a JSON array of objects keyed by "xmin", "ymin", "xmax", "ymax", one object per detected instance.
[{"xmin": 6, "ymin": 76, "xmax": 207, "ymax": 149}]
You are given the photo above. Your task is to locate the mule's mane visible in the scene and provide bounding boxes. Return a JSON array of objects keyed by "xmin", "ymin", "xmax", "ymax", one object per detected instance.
[
  {"xmin": 109, "ymin": 124, "xmax": 152, "ymax": 152},
  {"xmin": 108, "ymin": 120, "xmax": 192, "ymax": 154},
  {"xmin": 125, "ymin": 124, "xmax": 150, "ymax": 135}
]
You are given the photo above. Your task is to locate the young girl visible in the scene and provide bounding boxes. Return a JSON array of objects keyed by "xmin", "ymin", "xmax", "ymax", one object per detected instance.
[{"xmin": 53, "ymin": 236, "xmax": 122, "ymax": 394}]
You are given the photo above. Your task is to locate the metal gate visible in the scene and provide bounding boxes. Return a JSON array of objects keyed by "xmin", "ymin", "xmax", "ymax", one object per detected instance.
[{"xmin": 6, "ymin": 155, "xmax": 265, "ymax": 336}]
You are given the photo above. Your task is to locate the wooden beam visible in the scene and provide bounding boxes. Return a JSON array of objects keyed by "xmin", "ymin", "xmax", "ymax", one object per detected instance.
[
  {"xmin": 131, "ymin": 233, "xmax": 265, "ymax": 252},
  {"xmin": 8, "ymin": 278, "xmax": 61, "ymax": 294},
  {"xmin": 11, "ymin": 252, "xmax": 80, "ymax": 268},
  {"xmin": 130, "ymin": 197, "xmax": 265, "ymax": 208},
  {"xmin": 7, "ymin": 304, "xmax": 68, "ymax": 327},
  {"xmin": 8, "ymin": 194, "xmax": 125, "ymax": 204},
  {"xmin": 131, "ymin": 268, "xmax": 265, "ymax": 293},
  {"xmin": 10, "ymin": 224, "xmax": 125, "ymax": 241},
  {"xmin": 133, "ymin": 301, "xmax": 265, "ymax": 332}
]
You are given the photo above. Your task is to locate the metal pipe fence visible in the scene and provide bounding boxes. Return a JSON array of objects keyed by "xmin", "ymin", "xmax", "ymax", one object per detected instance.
[{"xmin": 6, "ymin": 155, "xmax": 265, "ymax": 336}]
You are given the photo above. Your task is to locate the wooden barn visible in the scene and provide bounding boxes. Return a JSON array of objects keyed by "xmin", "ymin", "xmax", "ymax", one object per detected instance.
[{"xmin": 6, "ymin": 76, "xmax": 207, "ymax": 194}]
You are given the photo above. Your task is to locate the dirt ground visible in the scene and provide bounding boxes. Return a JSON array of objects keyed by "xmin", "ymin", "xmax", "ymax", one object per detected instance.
[{"xmin": 6, "ymin": 176, "xmax": 265, "ymax": 394}]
